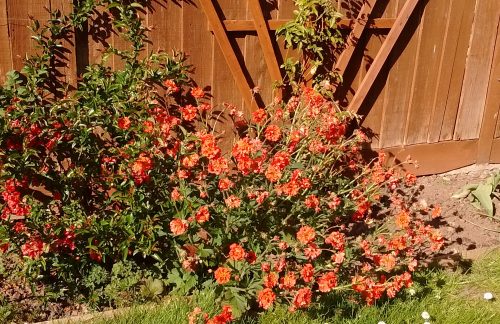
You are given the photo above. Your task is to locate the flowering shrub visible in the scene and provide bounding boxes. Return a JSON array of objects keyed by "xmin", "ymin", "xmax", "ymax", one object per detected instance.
[{"xmin": 0, "ymin": 0, "xmax": 444, "ymax": 320}]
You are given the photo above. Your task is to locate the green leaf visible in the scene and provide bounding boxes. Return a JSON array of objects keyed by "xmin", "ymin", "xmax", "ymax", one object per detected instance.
[
  {"xmin": 225, "ymin": 289, "xmax": 248, "ymax": 318},
  {"xmin": 451, "ymin": 184, "xmax": 477, "ymax": 199},
  {"xmin": 471, "ymin": 183, "xmax": 494, "ymax": 216}
]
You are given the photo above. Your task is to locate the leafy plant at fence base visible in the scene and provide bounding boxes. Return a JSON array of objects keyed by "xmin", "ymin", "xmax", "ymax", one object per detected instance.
[
  {"xmin": 452, "ymin": 172, "xmax": 500, "ymax": 217},
  {"xmin": 0, "ymin": 0, "xmax": 444, "ymax": 321}
]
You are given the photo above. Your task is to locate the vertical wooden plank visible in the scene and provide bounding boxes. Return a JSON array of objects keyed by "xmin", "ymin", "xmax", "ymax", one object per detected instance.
[
  {"xmin": 404, "ymin": 0, "xmax": 450, "ymax": 145},
  {"xmin": 427, "ymin": 0, "xmax": 471, "ymax": 142},
  {"xmin": 454, "ymin": 0, "xmax": 500, "ymax": 140},
  {"xmin": 111, "ymin": 18, "xmax": 129, "ymax": 70},
  {"xmin": 359, "ymin": 30, "xmax": 387, "ymax": 149},
  {"xmin": 183, "ymin": 0, "xmax": 214, "ymax": 91},
  {"xmin": 339, "ymin": 0, "xmax": 362, "ymax": 19},
  {"xmin": 438, "ymin": 0, "xmax": 476, "ymax": 141},
  {"xmin": 50, "ymin": 0, "xmax": 77, "ymax": 87},
  {"xmin": 149, "ymin": 1, "xmax": 183, "ymax": 52},
  {"xmin": 378, "ymin": 1, "xmax": 422, "ymax": 148},
  {"xmin": 477, "ymin": 19, "xmax": 499, "ymax": 163},
  {"xmin": 277, "ymin": 0, "xmax": 295, "ymax": 19},
  {"xmin": 87, "ymin": 5, "xmax": 113, "ymax": 66},
  {"xmin": 0, "ymin": 1, "xmax": 13, "ymax": 83},
  {"xmin": 7, "ymin": 0, "xmax": 51, "ymax": 71}
]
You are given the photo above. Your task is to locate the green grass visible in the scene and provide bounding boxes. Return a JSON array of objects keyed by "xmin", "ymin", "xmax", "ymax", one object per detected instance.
[{"xmin": 94, "ymin": 250, "xmax": 500, "ymax": 324}]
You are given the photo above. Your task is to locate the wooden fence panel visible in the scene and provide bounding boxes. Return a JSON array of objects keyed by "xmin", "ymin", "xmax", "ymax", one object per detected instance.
[
  {"xmin": 7, "ymin": 0, "xmax": 51, "ymax": 71},
  {"xmin": 184, "ymin": 0, "xmax": 214, "ymax": 91},
  {"xmin": 0, "ymin": 0, "xmax": 499, "ymax": 175},
  {"xmin": 437, "ymin": 0, "xmax": 476, "ymax": 141},
  {"xmin": 454, "ymin": 0, "xmax": 500, "ymax": 140},
  {"xmin": 377, "ymin": 4, "xmax": 421, "ymax": 148},
  {"xmin": 0, "ymin": 1, "xmax": 12, "ymax": 84},
  {"xmin": 427, "ymin": 0, "xmax": 472, "ymax": 143},
  {"xmin": 404, "ymin": 0, "xmax": 450, "ymax": 145}
]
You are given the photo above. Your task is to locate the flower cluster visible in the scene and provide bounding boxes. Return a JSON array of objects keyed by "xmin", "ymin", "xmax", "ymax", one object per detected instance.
[{"xmin": 0, "ymin": 1, "xmax": 444, "ymax": 320}]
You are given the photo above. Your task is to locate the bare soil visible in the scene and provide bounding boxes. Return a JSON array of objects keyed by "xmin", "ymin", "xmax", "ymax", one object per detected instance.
[{"xmin": 416, "ymin": 167, "xmax": 500, "ymax": 263}]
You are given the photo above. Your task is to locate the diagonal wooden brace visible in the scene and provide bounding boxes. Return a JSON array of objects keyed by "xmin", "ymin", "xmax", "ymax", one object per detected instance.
[
  {"xmin": 199, "ymin": 0, "xmax": 260, "ymax": 111},
  {"xmin": 348, "ymin": 0, "xmax": 421, "ymax": 114}
]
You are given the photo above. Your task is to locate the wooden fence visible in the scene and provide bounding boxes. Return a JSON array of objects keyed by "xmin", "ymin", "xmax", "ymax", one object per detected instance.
[{"xmin": 0, "ymin": 0, "xmax": 499, "ymax": 175}]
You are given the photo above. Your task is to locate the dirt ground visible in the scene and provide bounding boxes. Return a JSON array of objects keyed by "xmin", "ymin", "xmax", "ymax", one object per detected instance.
[{"xmin": 416, "ymin": 166, "xmax": 500, "ymax": 263}]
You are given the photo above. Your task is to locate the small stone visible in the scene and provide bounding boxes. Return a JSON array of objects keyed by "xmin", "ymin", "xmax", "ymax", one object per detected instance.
[
  {"xmin": 484, "ymin": 292, "xmax": 494, "ymax": 300},
  {"xmin": 421, "ymin": 311, "xmax": 431, "ymax": 320}
]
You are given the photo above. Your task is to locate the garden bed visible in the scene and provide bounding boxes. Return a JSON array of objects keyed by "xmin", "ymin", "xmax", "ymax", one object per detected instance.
[{"xmin": 2, "ymin": 167, "xmax": 500, "ymax": 323}]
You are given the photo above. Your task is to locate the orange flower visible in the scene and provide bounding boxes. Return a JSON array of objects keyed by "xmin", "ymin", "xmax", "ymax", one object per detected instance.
[
  {"xmin": 163, "ymin": 79, "xmax": 179, "ymax": 92},
  {"xmin": 207, "ymin": 156, "xmax": 229, "ymax": 175},
  {"xmin": 264, "ymin": 125, "xmax": 281, "ymax": 142},
  {"xmin": 293, "ymin": 287, "xmax": 312, "ymax": 309},
  {"xmin": 252, "ymin": 108, "xmax": 267, "ymax": 125},
  {"xmin": 405, "ymin": 172, "xmax": 417, "ymax": 185},
  {"xmin": 308, "ymin": 140, "xmax": 328, "ymax": 154},
  {"xmin": 395, "ymin": 210, "xmax": 410, "ymax": 229},
  {"xmin": 304, "ymin": 243, "xmax": 321, "ymax": 260},
  {"xmin": 198, "ymin": 103, "xmax": 212, "ymax": 112},
  {"xmin": 431, "ymin": 205, "xmax": 441, "ymax": 219},
  {"xmin": 257, "ymin": 288, "xmax": 276, "ymax": 310},
  {"xmin": 195, "ymin": 206, "xmax": 210, "ymax": 223},
  {"xmin": 179, "ymin": 105, "xmax": 198, "ymax": 121},
  {"xmin": 171, "ymin": 188, "xmax": 183, "ymax": 201},
  {"xmin": 379, "ymin": 254, "xmax": 397, "ymax": 271},
  {"xmin": 214, "ymin": 266, "xmax": 231, "ymax": 284},
  {"xmin": 117, "ymin": 117, "xmax": 131, "ymax": 130},
  {"xmin": 304, "ymin": 195, "xmax": 320, "ymax": 211},
  {"xmin": 181, "ymin": 154, "xmax": 200, "ymax": 169},
  {"xmin": 296, "ymin": 225, "xmax": 315, "ymax": 244},
  {"xmin": 265, "ymin": 165, "xmax": 282, "ymax": 183},
  {"xmin": 21, "ymin": 236, "xmax": 44, "ymax": 259},
  {"xmin": 170, "ymin": 218, "xmax": 188, "ymax": 236},
  {"xmin": 325, "ymin": 231, "xmax": 345, "ymax": 251},
  {"xmin": 218, "ymin": 178, "xmax": 234, "ymax": 191},
  {"xmin": 270, "ymin": 151, "xmax": 290, "ymax": 170},
  {"xmin": 131, "ymin": 155, "xmax": 153, "ymax": 185},
  {"xmin": 143, "ymin": 121, "xmax": 154, "ymax": 133},
  {"xmin": 280, "ymin": 272, "xmax": 296, "ymax": 290},
  {"xmin": 228, "ymin": 243, "xmax": 246, "ymax": 261},
  {"xmin": 327, "ymin": 194, "xmax": 341, "ymax": 210},
  {"xmin": 190, "ymin": 87, "xmax": 204, "ymax": 99},
  {"xmin": 208, "ymin": 305, "xmax": 233, "ymax": 324},
  {"xmin": 300, "ymin": 263, "xmax": 314, "ymax": 283},
  {"xmin": 317, "ymin": 272, "xmax": 337, "ymax": 292},
  {"xmin": 225, "ymin": 195, "xmax": 241, "ymax": 209},
  {"xmin": 264, "ymin": 272, "xmax": 279, "ymax": 288},
  {"xmin": 256, "ymin": 191, "xmax": 269, "ymax": 204}
]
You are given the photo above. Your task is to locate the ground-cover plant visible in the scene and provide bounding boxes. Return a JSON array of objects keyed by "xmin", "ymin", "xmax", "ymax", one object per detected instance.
[{"xmin": 0, "ymin": 0, "xmax": 444, "ymax": 322}]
